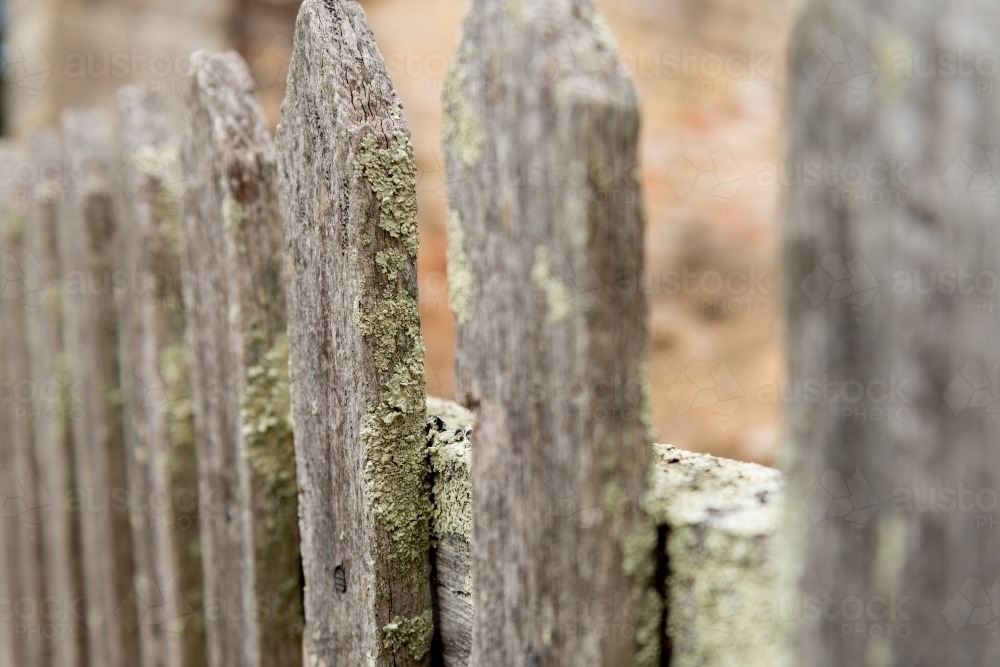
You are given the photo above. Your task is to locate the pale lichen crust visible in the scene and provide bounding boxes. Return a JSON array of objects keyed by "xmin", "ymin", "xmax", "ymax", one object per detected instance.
[
  {"xmin": 425, "ymin": 396, "xmax": 474, "ymax": 539},
  {"xmin": 355, "ymin": 127, "xmax": 433, "ymax": 580},
  {"xmin": 647, "ymin": 443, "xmax": 789, "ymax": 667},
  {"xmin": 382, "ymin": 609, "xmax": 434, "ymax": 660},
  {"xmin": 531, "ymin": 246, "xmax": 573, "ymax": 323},
  {"xmin": 441, "ymin": 48, "xmax": 484, "ymax": 169},
  {"xmin": 354, "ymin": 133, "xmax": 419, "ymax": 257},
  {"xmin": 445, "ymin": 210, "xmax": 472, "ymax": 325}
]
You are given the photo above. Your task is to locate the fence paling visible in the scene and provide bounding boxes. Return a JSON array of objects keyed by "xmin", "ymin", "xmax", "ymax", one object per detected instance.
[
  {"xmin": 59, "ymin": 107, "xmax": 140, "ymax": 667},
  {"xmin": 441, "ymin": 1, "xmax": 655, "ymax": 664},
  {"xmin": 784, "ymin": 2, "xmax": 1000, "ymax": 665},
  {"xmin": 115, "ymin": 85, "xmax": 206, "ymax": 667},
  {"xmin": 276, "ymin": 2, "xmax": 435, "ymax": 665},
  {"xmin": 180, "ymin": 49, "xmax": 303, "ymax": 667},
  {"xmin": 0, "ymin": 142, "xmax": 47, "ymax": 667},
  {"xmin": 24, "ymin": 128, "xmax": 86, "ymax": 667},
  {"xmin": 424, "ymin": 398, "xmax": 789, "ymax": 667}
]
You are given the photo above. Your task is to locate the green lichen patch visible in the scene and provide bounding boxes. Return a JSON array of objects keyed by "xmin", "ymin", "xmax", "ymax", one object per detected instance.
[
  {"xmin": 382, "ymin": 609, "xmax": 434, "ymax": 660},
  {"xmin": 375, "ymin": 248, "xmax": 407, "ymax": 282},
  {"xmin": 441, "ymin": 57, "xmax": 484, "ymax": 168},
  {"xmin": 426, "ymin": 396, "xmax": 474, "ymax": 539},
  {"xmin": 223, "ymin": 195, "xmax": 246, "ymax": 232},
  {"xmin": 240, "ymin": 332, "xmax": 297, "ymax": 501},
  {"xmin": 362, "ymin": 356, "xmax": 432, "ymax": 574},
  {"xmin": 647, "ymin": 444, "xmax": 789, "ymax": 667},
  {"xmin": 532, "ymin": 246, "xmax": 573, "ymax": 324},
  {"xmin": 355, "ymin": 285, "xmax": 422, "ymax": 374},
  {"xmin": 445, "ymin": 210, "xmax": 472, "ymax": 325},
  {"xmin": 354, "ymin": 133, "xmax": 419, "ymax": 257}
]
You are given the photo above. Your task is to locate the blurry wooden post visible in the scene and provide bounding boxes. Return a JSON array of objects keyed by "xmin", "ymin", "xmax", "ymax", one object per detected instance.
[
  {"xmin": 23, "ymin": 130, "xmax": 87, "ymax": 667},
  {"xmin": 115, "ymin": 86, "xmax": 206, "ymax": 667},
  {"xmin": 785, "ymin": 2, "xmax": 1000, "ymax": 665},
  {"xmin": 59, "ymin": 108, "xmax": 140, "ymax": 667},
  {"xmin": 0, "ymin": 143, "xmax": 46, "ymax": 666},
  {"xmin": 442, "ymin": 1, "xmax": 655, "ymax": 665},
  {"xmin": 181, "ymin": 51, "xmax": 303, "ymax": 667},
  {"xmin": 277, "ymin": 1, "xmax": 434, "ymax": 665}
]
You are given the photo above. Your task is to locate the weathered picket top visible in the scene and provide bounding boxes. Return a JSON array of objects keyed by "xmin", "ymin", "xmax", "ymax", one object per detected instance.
[
  {"xmin": 785, "ymin": 2, "xmax": 1000, "ymax": 666},
  {"xmin": 0, "ymin": 142, "xmax": 46, "ymax": 667},
  {"xmin": 23, "ymin": 129, "xmax": 86, "ymax": 667},
  {"xmin": 58, "ymin": 109, "xmax": 142, "ymax": 667},
  {"xmin": 179, "ymin": 50, "xmax": 303, "ymax": 667},
  {"xmin": 277, "ymin": 2, "xmax": 434, "ymax": 666},
  {"xmin": 115, "ymin": 86, "xmax": 206, "ymax": 667},
  {"xmin": 441, "ymin": 1, "xmax": 657, "ymax": 664}
]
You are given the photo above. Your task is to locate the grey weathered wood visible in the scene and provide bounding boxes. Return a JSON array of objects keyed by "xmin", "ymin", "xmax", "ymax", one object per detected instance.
[
  {"xmin": 23, "ymin": 129, "xmax": 86, "ymax": 667},
  {"xmin": 441, "ymin": 2, "xmax": 655, "ymax": 664},
  {"xmin": 181, "ymin": 50, "xmax": 303, "ymax": 667},
  {"xmin": 0, "ymin": 142, "xmax": 46, "ymax": 667},
  {"xmin": 426, "ymin": 398, "xmax": 474, "ymax": 667},
  {"xmin": 115, "ymin": 85, "xmax": 206, "ymax": 667},
  {"xmin": 424, "ymin": 398, "xmax": 788, "ymax": 667},
  {"xmin": 785, "ymin": 2, "xmax": 1000, "ymax": 665},
  {"xmin": 59, "ymin": 108, "xmax": 140, "ymax": 667},
  {"xmin": 276, "ymin": 1, "xmax": 434, "ymax": 665}
]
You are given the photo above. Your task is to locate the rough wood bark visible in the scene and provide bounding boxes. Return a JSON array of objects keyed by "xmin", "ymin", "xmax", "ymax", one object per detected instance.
[
  {"xmin": 115, "ymin": 85, "xmax": 206, "ymax": 667},
  {"xmin": 276, "ymin": 2, "xmax": 434, "ymax": 665},
  {"xmin": 58, "ymin": 107, "xmax": 140, "ymax": 667},
  {"xmin": 0, "ymin": 142, "xmax": 46, "ymax": 667},
  {"xmin": 441, "ymin": 2, "xmax": 655, "ymax": 664},
  {"xmin": 785, "ymin": 2, "xmax": 1000, "ymax": 665},
  {"xmin": 181, "ymin": 50, "xmax": 303, "ymax": 667},
  {"xmin": 23, "ymin": 129, "xmax": 87, "ymax": 667}
]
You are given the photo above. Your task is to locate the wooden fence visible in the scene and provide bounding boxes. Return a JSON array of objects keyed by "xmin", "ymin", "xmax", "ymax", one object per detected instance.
[{"xmin": 0, "ymin": 0, "xmax": 997, "ymax": 666}]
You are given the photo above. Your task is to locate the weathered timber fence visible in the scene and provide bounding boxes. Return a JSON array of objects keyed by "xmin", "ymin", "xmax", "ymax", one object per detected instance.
[
  {"xmin": 180, "ymin": 50, "xmax": 303, "ymax": 667},
  {"xmin": 277, "ymin": 1, "xmax": 433, "ymax": 665},
  {"xmin": 441, "ymin": 1, "xmax": 655, "ymax": 664},
  {"xmin": 784, "ymin": 2, "xmax": 1000, "ymax": 666},
  {"xmin": 0, "ymin": 142, "xmax": 46, "ymax": 667},
  {"xmin": 59, "ymin": 109, "xmax": 141, "ymax": 667},
  {"xmin": 115, "ymin": 85, "xmax": 205, "ymax": 667},
  {"xmin": 4, "ymin": 1, "xmax": 997, "ymax": 666},
  {"xmin": 23, "ymin": 129, "xmax": 85, "ymax": 667}
]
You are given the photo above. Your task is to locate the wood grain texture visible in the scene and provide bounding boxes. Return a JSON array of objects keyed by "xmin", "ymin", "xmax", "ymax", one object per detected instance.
[
  {"xmin": 441, "ymin": 1, "xmax": 655, "ymax": 664},
  {"xmin": 180, "ymin": 50, "xmax": 303, "ymax": 667},
  {"xmin": 0, "ymin": 142, "xmax": 47, "ymax": 667},
  {"xmin": 116, "ymin": 86, "xmax": 206, "ymax": 667},
  {"xmin": 23, "ymin": 129, "xmax": 87, "ymax": 667},
  {"xmin": 59, "ymin": 108, "xmax": 140, "ymax": 667},
  {"xmin": 277, "ymin": 1, "xmax": 434, "ymax": 665},
  {"xmin": 785, "ymin": 2, "xmax": 1000, "ymax": 665}
]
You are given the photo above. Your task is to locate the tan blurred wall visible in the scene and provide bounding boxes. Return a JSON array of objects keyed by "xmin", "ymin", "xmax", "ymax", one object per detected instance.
[{"xmin": 4, "ymin": 0, "xmax": 803, "ymax": 465}]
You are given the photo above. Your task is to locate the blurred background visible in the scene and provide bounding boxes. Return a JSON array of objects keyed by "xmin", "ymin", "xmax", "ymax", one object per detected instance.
[{"xmin": 1, "ymin": 0, "xmax": 803, "ymax": 466}]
